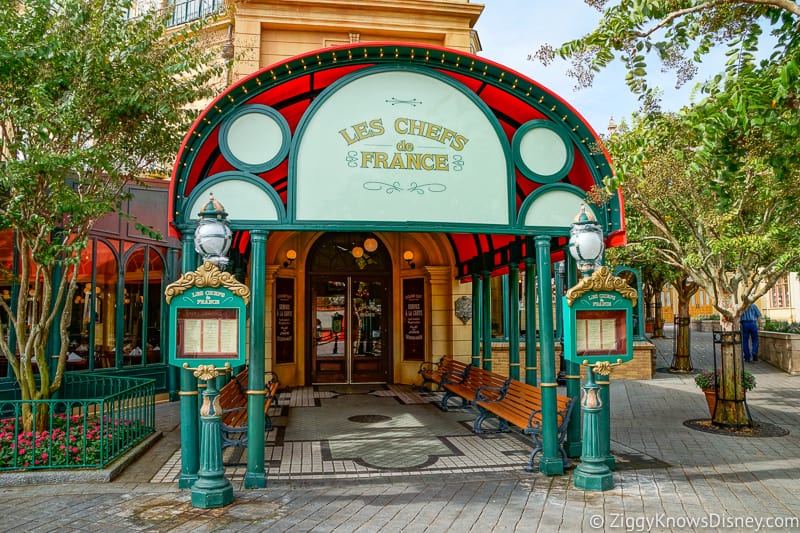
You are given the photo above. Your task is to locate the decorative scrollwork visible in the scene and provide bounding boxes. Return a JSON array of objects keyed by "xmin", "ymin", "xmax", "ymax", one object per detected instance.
[
  {"xmin": 363, "ymin": 181, "xmax": 446, "ymax": 195},
  {"xmin": 385, "ymin": 98, "xmax": 422, "ymax": 106},
  {"xmin": 407, "ymin": 182, "xmax": 446, "ymax": 194},
  {"xmin": 363, "ymin": 181, "xmax": 403, "ymax": 194},
  {"xmin": 565, "ymin": 266, "xmax": 638, "ymax": 307},
  {"xmin": 165, "ymin": 262, "xmax": 250, "ymax": 304},
  {"xmin": 589, "ymin": 360, "xmax": 622, "ymax": 376}
]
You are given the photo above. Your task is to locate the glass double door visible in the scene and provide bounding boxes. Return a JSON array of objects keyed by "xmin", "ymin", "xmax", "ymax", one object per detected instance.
[{"xmin": 310, "ymin": 275, "xmax": 389, "ymax": 384}]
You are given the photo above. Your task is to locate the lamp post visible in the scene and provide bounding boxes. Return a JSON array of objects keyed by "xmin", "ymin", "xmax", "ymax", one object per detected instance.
[
  {"xmin": 331, "ymin": 312, "xmax": 343, "ymax": 354},
  {"xmin": 189, "ymin": 193, "xmax": 234, "ymax": 508},
  {"xmin": 568, "ymin": 204, "xmax": 614, "ymax": 491},
  {"xmin": 195, "ymin": 193, "xmax": 233, "ymax": 270}
]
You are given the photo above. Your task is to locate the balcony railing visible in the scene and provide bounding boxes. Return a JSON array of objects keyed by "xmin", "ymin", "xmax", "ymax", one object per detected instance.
[{"xmin": 0, "ymin": 374, "xmax": 155, "ymax": 471}]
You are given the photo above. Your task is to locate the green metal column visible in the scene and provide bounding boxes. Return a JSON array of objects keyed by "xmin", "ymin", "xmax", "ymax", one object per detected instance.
[
  {"xmin": 573, "ymin": 367, "xmax": 613, "ymax": 490},
  {"xmin": 178, "ymin": 233, "xmax": 199, "ymax": 489},
  {"xmin": 508, "ymin": 261, "xmax": 520, "ymax": 380},
  {"xmin": 245, "ymin": 230, "xmax": 268, "ymax": 489},
  {"xmin": 191, "ymin": 372, "xmax": 234, "ymax": 508},
  {"xmin": 524, "ymin": 256, "xmax": 537, "ymax": 386},
  {"xmin": 166, "ymin": 248, "xmax": 181, "ymax": 402},
  {"xmin": 535, "ymin": 235, "xmax": 563, "ymax": 475},
  {"xmin": 564, "ymin": 254, "xmax": 583, "ymax": 458},
  {"xmin": 597, "ymin": 373, "xmax": 615, "ymax": 470},
  {"xmin": 481, "ymin": 268, "xmax": 492, "ymax": 371},
  {"xmin": 471, "ymin": 272, "xmax": 482, "ymax": 368}
]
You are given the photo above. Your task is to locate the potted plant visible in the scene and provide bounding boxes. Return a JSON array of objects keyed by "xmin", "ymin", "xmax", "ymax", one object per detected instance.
[{"xmin": 695, "ymin": 369, "xmax": 757, "ymax": 415}]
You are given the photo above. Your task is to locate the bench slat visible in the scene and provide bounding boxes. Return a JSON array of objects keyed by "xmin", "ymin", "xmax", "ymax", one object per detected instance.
[
  {"xmin": 441, "ymin": 366, "xmax": 510, "ymax": 410},
  {"xmin": 217, "ymin": 368, "xmax": 280, "ymax": 449},
  {"xmin": 474, "ymin": 378, "xmax": 578, "ymax": 472}
]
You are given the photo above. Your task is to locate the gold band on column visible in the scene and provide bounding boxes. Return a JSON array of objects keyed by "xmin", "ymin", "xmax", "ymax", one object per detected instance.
[
  {"xmin": 178, "ymin": 391, "xmax": 199, "ymax": 396},
  {"xmin": 247, "ymin": 389, "xmax": 267, "ymax": 395},
  {"xmin": 539, "ymin": 382, "xmax": 558, "ymax": 387},
  {"xmin": 563, "ymin": 375, "xmax": 581, "ymax": 379}
]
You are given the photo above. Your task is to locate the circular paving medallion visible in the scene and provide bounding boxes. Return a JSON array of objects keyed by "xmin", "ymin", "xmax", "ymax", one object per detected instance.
[{"xmin": 348, "ymin": 414, "xmax": 392, "ymax": 423}]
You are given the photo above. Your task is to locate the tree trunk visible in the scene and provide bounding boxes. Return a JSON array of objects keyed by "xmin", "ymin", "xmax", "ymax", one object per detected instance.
[
  {"xmin": 671, "ymin": 278, "xmax": 698, "ymax": 372},
  {"xmin": 653, "ymin": 297, "xmax": 664, "ymax": 337},
  {"xmin": 713, "ymin": 314, "xmax": 750, "ymax": 428}
]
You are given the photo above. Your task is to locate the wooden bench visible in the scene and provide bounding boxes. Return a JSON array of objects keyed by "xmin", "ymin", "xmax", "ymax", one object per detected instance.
[
  {"xmin": 474, "ymin": 379, "xmax": 578, "ymax": 471},
  {"xmin": 218, "ymin": 368, "xmax": 280, "ymax": 449},
  {"xmin": 417, "ymin": 356, "xmax": 471, "ymax": 391},
  {"xmin": 441, "ymin": 365, "xmax": 510, "ymax": 411}
]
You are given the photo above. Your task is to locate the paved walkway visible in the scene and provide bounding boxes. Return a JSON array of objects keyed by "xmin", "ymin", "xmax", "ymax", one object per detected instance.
[{"xmin": 2, "ymin": 326, "xmax": 799, "ymax": 532}]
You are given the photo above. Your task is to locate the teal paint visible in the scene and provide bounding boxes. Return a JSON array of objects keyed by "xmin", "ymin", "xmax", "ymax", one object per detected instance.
[
  {"xmin": 481, "ymin": 269, "xmax": 492, "ymax": 371},
  {"xmin": 166, "ymin": 248, "xmax": 181, "ymax": 402},
  {"xmin": 535, "ymin": 235, "xmax": 562, "ymax": 475},
  {"xmin": 245, "ymin": 230, "xmax": 268, "ymax": 489},
  {"xmin": 564, "ymin": 254, "xmax": 582, "ymax": 458},
  {"xmin": 178, "ymin": 234, "xmax": 199, "ymax": 489},
  {"xmin": 596, "ymin": 373, "xmax": 615, "ymax": 470},
  {"xmin": 115, "ymin": 243, "xmax": 125, "ymax": 369},
  {"xmin": 512, "ymin": 120, "xmax": 575, "ymax": 184},
  {"xmin": 508, "ymin": 262, "xmax": 520, "ymax": 380},
  {"xmin": 573, "ymin": 368, "xmax": 614, "ymax": 491},
  {"xmin": 191, "ymin": 377, "xmax": 234, "ymax": 508},
  {"xmin": 471, "ymin": 273, "xmax": 482, "ymax": 367},
  {"xmin": 524, "ymin": 257, "xmax": 537, "ymax": 386}
]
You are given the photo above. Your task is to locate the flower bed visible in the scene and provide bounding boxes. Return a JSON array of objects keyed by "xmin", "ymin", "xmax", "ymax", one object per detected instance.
[
  {"xmin": 0, "ymin": 374, "xmax": 155, "ymax": 471},
  {"xmin": 0, "ymin": 413, "xmax": 148, "ymax": 469}
]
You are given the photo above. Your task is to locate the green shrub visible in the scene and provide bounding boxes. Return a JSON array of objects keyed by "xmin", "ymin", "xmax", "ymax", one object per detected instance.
[
  {"xmin": 762, "ymin": 318, "xmax": 800, "ymax": 333},
  {"xmin": 694, "ymin": 369, "xmax": 756, "ymax": 391}
]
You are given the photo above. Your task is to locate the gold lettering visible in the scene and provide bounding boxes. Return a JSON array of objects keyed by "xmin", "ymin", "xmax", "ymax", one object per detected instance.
[
  {"xmin": 451, "ymin": 135, "xmax": 468, "ymax": 151},
  {"xmin": 340, "ymin": 119, "xmax": 385, "ymax": 145},
  {"xmin": 394, "ymin": 117, "xmax": 408, "ymax": 134},
  {"xmin": 339, "ymin": 128, "xmax": 359, "ymax": 145},
  {"xmin": 425, "ymin": 123, "xmax": 442, "ymax": 141},
  {"xmin": 389, "ymin": 153, "xmax": 405, "ymax": 169},
  {"xmin": 435, "ymin": 154, "xmax": 449, "ymax": 171},
  {"xmin": 369, "ymin": 118, "xmax": 385, "ymax": 136},
  {"xmin": 374, "ymin": 152, "xmax": 388, "ymax": 168}
]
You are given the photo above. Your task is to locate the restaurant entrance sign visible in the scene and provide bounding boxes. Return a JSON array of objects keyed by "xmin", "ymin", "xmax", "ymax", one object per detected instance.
[
  {"xmin": 562, "ymin": 266, "xmax": 637, "ymax": 366},
  {"xmin": 166, "ymin": 261, "xmax": 249, "ymax": 368}
]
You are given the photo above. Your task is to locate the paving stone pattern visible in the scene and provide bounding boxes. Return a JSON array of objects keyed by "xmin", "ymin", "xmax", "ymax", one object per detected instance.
[{"xmin": 1, "ymin": 325, "xmax": 799, "ymax": 532}]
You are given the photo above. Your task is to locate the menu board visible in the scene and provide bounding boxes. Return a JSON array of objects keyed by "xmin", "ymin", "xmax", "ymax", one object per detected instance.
[
  {"xmin": 275, "ymin": 277, "xmax": 294, "ymax": 364},
  {"xmin": 574, "ymin": 310, "xmax": 626, "ymax": 356},
  {"xmin": 403, "ymin": 278, "xmax": 425, "ymax": 361},
  {"xmin": 176, "ymin": 308, "xmax": 239, "ymax": 359}
]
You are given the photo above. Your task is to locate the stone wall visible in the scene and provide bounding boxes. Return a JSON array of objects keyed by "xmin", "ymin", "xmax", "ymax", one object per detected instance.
[
  {"xmin": 759, "ymin": 331, "xmax": 800, "ymax": 375},
  {"xmin": 691, "ymin": 320, "xmax": 720, "ymax": 332}
]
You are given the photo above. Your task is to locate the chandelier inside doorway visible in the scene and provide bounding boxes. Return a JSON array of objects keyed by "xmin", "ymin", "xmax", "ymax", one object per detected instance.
[{"xmin": 308, "ymin": 233, "xmax": 389, "ymax": 272}]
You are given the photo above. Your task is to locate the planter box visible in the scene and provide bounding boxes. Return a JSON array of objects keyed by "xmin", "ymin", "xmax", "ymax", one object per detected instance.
[
  {"xmin": 691, "ymin": 319, "xmax": 719, "ymax": 332},
  {"xmin": 759, "ymin": 331, "xmax": 800, "ymax": 375}
]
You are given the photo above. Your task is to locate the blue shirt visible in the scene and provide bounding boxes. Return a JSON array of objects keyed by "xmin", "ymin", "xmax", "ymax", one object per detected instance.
[{"xmin": 740, "ymin": 304, "xmax": 762, "ymax": 323}]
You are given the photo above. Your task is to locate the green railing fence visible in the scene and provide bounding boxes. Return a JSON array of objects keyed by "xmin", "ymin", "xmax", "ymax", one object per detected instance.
[{"xmin": 0, "ymin": 374, "xmax": 155, "ymax": 471}]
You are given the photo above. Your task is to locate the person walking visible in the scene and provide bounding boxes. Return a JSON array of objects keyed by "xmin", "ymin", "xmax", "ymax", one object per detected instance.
[{"xmin": 740, "ymin": 303, "xmax": 762, "ymax": 362}]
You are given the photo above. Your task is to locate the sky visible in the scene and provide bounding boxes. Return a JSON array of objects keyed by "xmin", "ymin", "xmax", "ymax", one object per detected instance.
[{"xmin": 472, "ymin": 0, "xmax": 723, "ymax": 135}]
